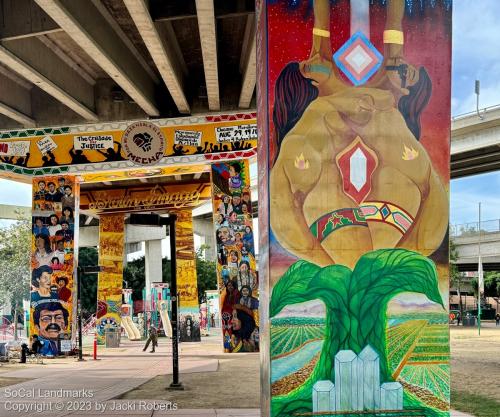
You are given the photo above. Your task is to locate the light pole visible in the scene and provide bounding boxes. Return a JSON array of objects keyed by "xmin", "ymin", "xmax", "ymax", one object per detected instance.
[
  {"xmin": 129, "ymin": 213, "xmax": 183, "ymax": 390},
  {"xmin": 477, "ymin": 203, "xmax": 482, "ymax": 336}
]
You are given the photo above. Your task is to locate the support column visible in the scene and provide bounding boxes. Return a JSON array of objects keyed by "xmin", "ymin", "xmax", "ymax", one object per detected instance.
[
  {"xmin": 145, "ymin": 239, "xmax": 163, "ymax": 302},
  {"xmin": 30, "ymin": 175, "xmax": 79, "ymax": 355},
  {"xmin": 175, "ymin": 209, "xmax": 201, "ymax": 342},
  {"xmin": 95, "ymin": 214, "xmax": 124, "ymax": 344},
  {"xmin": 210, "ymin": 160, "xmax": 258, "ymax": 353}
]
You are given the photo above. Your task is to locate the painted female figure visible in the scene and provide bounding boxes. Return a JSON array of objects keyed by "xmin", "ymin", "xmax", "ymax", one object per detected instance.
[{"xmin": 270, "ymin": 0, "xmax": 447, "ymax": 271}]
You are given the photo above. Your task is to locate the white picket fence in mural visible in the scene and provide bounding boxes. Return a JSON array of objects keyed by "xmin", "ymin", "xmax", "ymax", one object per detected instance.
[{"xmin": 312, "ymin": 345, "xmax": 403, "ymax": 413}]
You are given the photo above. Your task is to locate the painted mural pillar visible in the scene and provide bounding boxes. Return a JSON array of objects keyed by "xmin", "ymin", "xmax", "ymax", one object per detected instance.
[
  {"xmin": 257, "ymin": 1, "xmax": 451, "ymax": 416},
  {"xmin": 96, "ymin": 213, "xmax": 124, "ymax": 344},
  {"xmin": 210, "ymin": 160, "xmax": 259, "ymax": 353},
  {"xmin": 30, "ymin": 175, "xmax": 79, "ymax": 355},
  {"xmin": 175, "ymin": 209, "xmax": 201, "ymax": 342}
]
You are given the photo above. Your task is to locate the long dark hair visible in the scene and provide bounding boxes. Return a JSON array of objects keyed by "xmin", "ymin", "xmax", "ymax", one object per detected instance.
[
  {"xmin": 398, "ymin": 67, "xmax": 432, "ymax": 140},
  {"xmin": 273, "ymin": 62, "xmax": 318, "ymax": 162}
]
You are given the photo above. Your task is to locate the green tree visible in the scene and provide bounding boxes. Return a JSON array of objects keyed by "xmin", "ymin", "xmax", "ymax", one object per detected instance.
[
  {"xmin": 195, "ymin": 246, "xmax": 217, "ymax": 304},
  {"xmin": 449, "ymin": 238, "xmax": 464, "ymax": 316},
  {"xmin": 0, "ymin": 219, "xmax": 31, "ymax": 339},
  {"xmin": 78, "ymin": 247, "xmax": 98, "ymax": 318}
]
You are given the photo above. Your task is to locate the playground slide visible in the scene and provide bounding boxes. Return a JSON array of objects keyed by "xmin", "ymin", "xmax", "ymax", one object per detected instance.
[
  {"xmin": 122, "ymin": 316, "xmax": 141, "ymax": 340},
  {"xmin": 159, "ymin": 303, "xmax": 172, "ymax": 338}
]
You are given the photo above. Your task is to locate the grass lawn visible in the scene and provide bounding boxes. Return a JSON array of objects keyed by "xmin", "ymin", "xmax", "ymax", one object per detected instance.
[{"xmin": 451, "ymin": 390, "xmax": 500, "ymax": 417}]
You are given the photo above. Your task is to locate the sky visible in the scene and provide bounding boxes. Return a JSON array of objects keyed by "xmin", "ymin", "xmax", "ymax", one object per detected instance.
[{"xmin": 1, "ymin": 1, "xmax": 500, "ymax": 228}]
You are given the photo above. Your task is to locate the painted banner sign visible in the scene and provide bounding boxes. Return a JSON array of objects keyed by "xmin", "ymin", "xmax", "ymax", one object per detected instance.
[
  {"xmin": 174, "ymin": 130, "xmax": 203, "ymax": 147},
  {"xmin": 74, "ymin": 135, "xmax": 114, "ymax": 150},
  {"xmin": 0, "ymin": 141, "xmax": 30, "ymax": 156},
  {"xmin": 30, "ymin": 175, "xmax": 78, "ymax": 355},
  {"xmin": 257, "ymin": 1, "xmax": 451, "ymax": 416},
  {"xmin": 215, "ymin": 124, "xmax": 257, "ymax": 143},
  {"xmin": 211, "ymin": 160, "xmax": 259, "ymax": 352},
  {"xmin": 36, "ymin": 136, "xmax": 57, "ymax": 155}
]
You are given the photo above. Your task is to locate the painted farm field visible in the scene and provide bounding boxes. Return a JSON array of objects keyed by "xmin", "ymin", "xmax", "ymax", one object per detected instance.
[
  {"xmin": 388, "ymin": 312, "xmax": 450, "ymax": 411},
  {"xmin": 270, "ymin": 317, "xmax": 325, "ymax": 359}
]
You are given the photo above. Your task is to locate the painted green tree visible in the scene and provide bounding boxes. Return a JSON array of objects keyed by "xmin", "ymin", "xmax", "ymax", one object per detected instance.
[{"xmin": 270, "ymin": 249, "xmax": 445, "ymax": 417}]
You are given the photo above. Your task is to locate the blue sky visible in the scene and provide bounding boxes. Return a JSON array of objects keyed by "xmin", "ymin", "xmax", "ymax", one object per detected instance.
[{"xmin": 1, "ymin": 1, "xmax": 500, "ymax": 227}]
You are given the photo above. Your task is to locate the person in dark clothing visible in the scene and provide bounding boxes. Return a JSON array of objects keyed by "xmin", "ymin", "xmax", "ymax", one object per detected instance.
[
  {"xmin": 496, "ymin": 313, "xmax": 500, "ymax": 326},
  {"xmin": 142, "ymin": 325, "xmax": 158, "ymax": 353},
  {"xmin": 31, "ymin": 335, "xmax": 43, "ymax": 354}
]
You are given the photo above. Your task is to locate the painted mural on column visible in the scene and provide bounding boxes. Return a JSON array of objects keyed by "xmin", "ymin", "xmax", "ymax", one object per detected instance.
[
  {"xmin": 31, "ymin": 175, "xmax": 77, "ymax": 355},
  {"xmin": 211, "ymin": 160, "xmax": 259, "ymax": 353},
  {"xmin": 258, "ymin": 0, "xmax": 451, "ymax": 416},
  {"xmin": 175, "ymin": 209, "xmax": 201, "ymax": 342},
  {"xmin": 96, "ymin": 214, "xmax": 124, "ymax": 344}
]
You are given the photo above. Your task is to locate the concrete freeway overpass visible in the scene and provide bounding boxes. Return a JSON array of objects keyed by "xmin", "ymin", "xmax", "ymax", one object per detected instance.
[
  {"xmin": 452, "ymin": 219, "xmax": 500, "ymax": 271},
  {"xmin": 452, "ymin": 105, "xmax": 500, "ymax": 178}
]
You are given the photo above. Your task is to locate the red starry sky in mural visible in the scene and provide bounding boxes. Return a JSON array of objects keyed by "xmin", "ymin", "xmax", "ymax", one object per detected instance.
[{"xmin": 266, "ymin": 0, "xmax": 451, "ymax": 180}]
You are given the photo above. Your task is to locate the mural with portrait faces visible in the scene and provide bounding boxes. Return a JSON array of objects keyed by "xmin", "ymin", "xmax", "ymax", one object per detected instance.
[
  {"xmin": 31, "ymin": 175, "xmax": 77, "ymax": 355},
  {"xmin": 211, "ymin": 160, "xmax": 259, "ymax": 353}
]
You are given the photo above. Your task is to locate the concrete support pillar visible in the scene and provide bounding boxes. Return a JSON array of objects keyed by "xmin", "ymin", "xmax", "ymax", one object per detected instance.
[
  {"xmin": 145, "ymin": 239, "xmax": 163, "ymax": 302},
  {"xmin": 96, "ymin": 213, "xmax": 124, "ymax": 344},
  {"xmin": 175, "ymin": 209, "xmax": 201, "ymax": 342},
  {"xmin": 30, "ymin": 175, "xmax": 79, "ymax": 355}
]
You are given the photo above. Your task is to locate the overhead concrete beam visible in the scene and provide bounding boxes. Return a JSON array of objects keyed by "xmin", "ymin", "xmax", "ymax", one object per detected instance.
[
  {"xmin": 238, "ymin": 15, "xmax": 256, "ymax": 109},
  {"xmin": 35, "ymin": 0, "xmax": 160, "ymax": 117},
  {"xmin": 122, "ymin": 0, "xmax": 190, "ymax": 114},
  {"xmin": 0, "ymin": 38, "xmax": 97, "ymax": 121},
  {"xmin": 0, "ymin": 0, "xmax": 62, "ymax": 41},
  {"xmin": 37, "ymin": 35, "xmax": 96, "ymax": 86},
  {"xmin": 90, "ymin": 0, "xmax": 160, "ymax": 85},
  {"xmin": 0, "ymin": 102, "xmax": 35, "ymax": 128},
  {"xmin": 195, "ymin": 0, "xmax": 220, "ymax": 111},
  {"xmin": 0, "ymin": 73, "xmax": 35, "ymax": 126},
  {"xmin": 79, "ymin": 224, "xmax": 166, "ymax": 247}
]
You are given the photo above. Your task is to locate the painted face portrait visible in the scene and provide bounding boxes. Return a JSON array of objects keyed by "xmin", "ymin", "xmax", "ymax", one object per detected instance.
[
  {"xmin": 35, "ymin": 303, "xmax": 68, "ymax": 341},
  {"xmin": 38, "ymin": 271, "xmax": 52, "ymax": 290},
  {"xmin": 218, "ymin": 227, "xmax": 231, "ymax": 243}
]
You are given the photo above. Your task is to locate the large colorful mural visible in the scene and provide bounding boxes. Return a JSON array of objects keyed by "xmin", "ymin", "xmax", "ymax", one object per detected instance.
[
  {"xmin": 0, "ymin": 113, "xmax": 257, "ymax": 174},
  {"xmin": 258, "ymin": 0, "xmax": 451, "ymax": 416},
  {"xmin": 175, "ymin": 209, "xmax": 201, "ymax": 342},
  {"xmin": 96, "ymin": 214, "xmax": 124, "ymax": 344},
  {"xmin": 211, "ymin": 160, "xmax": 259, "ymax": 353},
  {"xmin": 30, "ymin": 175, "xmax": 78, "ymax": 355}
]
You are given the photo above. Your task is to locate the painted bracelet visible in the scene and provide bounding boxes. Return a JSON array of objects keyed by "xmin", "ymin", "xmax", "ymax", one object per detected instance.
[
  {"xmin": 313, "ymin": 27, "xmax": 330, "ymax": 38},
  {"xmin": 383, "ymin": 30, "xmax": 404, "ymax": 45}
]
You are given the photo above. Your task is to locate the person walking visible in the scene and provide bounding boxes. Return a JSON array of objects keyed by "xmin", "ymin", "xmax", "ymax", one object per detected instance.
[
  {"xmin": 495, "ymin": 313, "xmax": 500, "ymax": 327},
  {"xmin": 456, "ymin": 312, "xmax": 461, "ymax": 326},
  {"xmin": 142, "ymin": 325, "xmax": 158, "ymax": 353}
]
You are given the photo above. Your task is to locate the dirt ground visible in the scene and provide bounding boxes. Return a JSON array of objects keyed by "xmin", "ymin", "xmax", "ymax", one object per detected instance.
[
  {"xmin": 119, "ymin": 353, "xmax": 260, "ymax": 408},
  {"xmin": 450, "ymin": 323, "xmax": 500, "ymax": 402}
]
